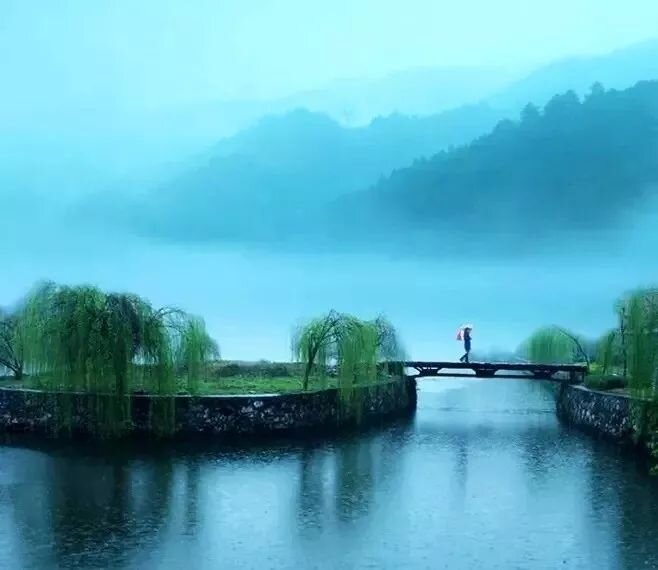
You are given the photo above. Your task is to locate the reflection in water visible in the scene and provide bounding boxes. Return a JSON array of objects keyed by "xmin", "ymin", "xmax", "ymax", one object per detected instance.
[
  {"xmin": 7, "ymin": 449, "xmax": 178, "ymax": 568},
  {"xmin": 296, "ymin": 446, "xmax": 327, "ymax": 532},
  {"xmin": 183, "ymin": 461, "xmax": 201, "ymax": 534},
  {"xmin": 1, "ymin": 380, "xmax": 658, "ymax": 569},
  {"xmin": 334, "ymin": 438, "xmax": 375, "ymax": 522}
]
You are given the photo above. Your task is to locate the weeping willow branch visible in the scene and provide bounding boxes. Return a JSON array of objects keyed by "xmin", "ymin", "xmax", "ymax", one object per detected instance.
[
  {"xmin": 373, "ymin": 315, "xmax": 406, "ymax": 362},
  {"xmin": 292, "ymin": 310, "xmax": 342, "ymax": 390},
  {"xmin": 0, "ymin": 308, "xmax": 23, "ymax": 378},
  {"xmin": 292, "ymin": 311, "xmax": 404, "ymax": 392},
  {"xmin": 521, "ymin": 326, "xmax": 585, "ymax": 365},
  {"xmin": 555, "ymin": 327, "xmax": 590, "ymax": 366},
  {"xmin": 597, "ymin": 330, "xmax": 621, "ymax": 376},
  {"xmin": 15, "ymin": 281, "xmax": 219, "ymax": 436},
  {"xmin": 620, "ymin": 289, "xmax": 658, "ymax": 397}
]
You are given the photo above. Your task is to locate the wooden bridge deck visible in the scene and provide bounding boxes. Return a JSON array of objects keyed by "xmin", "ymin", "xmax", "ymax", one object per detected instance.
[{"xmin": 394, "ymin": 361, "xmax": 587, "ymax": 383}]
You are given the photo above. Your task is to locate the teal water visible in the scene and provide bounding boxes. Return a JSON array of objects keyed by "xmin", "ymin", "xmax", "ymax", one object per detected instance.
[{"xmin": 1, "ymin": 379, "xmax": 657, "ymax": 569}]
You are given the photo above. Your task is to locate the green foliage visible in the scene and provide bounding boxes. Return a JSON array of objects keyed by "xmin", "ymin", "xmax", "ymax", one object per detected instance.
[
  {"xmin": 292, "ymin": 310, "xmax": 340, "ymax": 390},
  {"xmin": 163, "ymin": 312, "xmax": 219, "ymax": 395},
  {"xmin": 515, "ymin": 285, "xmax": 658, "ymax": 472},
  {"xmin": 0, "ymin": 307, "xmax": 23, "ymax": 378},
  {"xmin": 292, "ymin": 311, "xmax": 404, "ymax": 395},
  {"xmin": 597, "ymin": 330, "xmax": 623, "ymax": 375},
  {"xmin": 335, "ymin": 316, "xmax": 378, "ymax": 411},
  {"xmin": 373, "ymin": 315, "xmax": 406, "ymax": 362},
  {"xmin": 7, "ymin": 373, "xmax": 376, "ymax": 397},
  {"xmin": 521, "ymin": 326, "xmax": 584, "ymax": 364},
  {"xmin": 19, "ymin": 281, "xmax": 217, "ymax": 394},
  {"xmin": 211, "ymin": 361, "xmax": 297, "ymax": 379},
  {"xmin": 14, "ymin": 281, "xmax": 218, "ymax": 436},
  {"xmin": 620, "ymin": 289, "xmax": 658, "ymax": 396},
  {"xmin": 584, "ymin": 375, "xmax": 627, "ymax": 392},
  {"xmin": 364, "ymin": 81, "xmax": 658, "ymax": 248}
]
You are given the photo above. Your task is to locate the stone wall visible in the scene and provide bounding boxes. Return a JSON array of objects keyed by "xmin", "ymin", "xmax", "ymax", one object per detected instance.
[
  {"xmin": 0, "ymin": 378, "xmax": 417, "ymax": 438},
  {"xmin": 556, "ymin": 384, "xmax": 636, "ymax": 444}
]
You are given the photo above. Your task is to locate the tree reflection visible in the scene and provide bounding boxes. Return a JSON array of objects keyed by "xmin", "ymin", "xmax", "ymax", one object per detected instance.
[
  {"xmin": 610, "ymin": 455, "xmax": 658, "ymax": 570},
  {"xmin": 52, "ymin": 455, "xmax": 173, "ymax": 567},
  {"xmin": 8, "ymin": 444, "xmax": 179, "ymax": 569},
  {"xmin": 183, "ymin": 460, "xmax": 201, "ymax": 534},
  {"xmin": 333, "ymin": 437, "xmax": 376, "ymax": 522},
  {"xmin": 294, "ymin": 433, "xmax": 381, "ymax": 531},
  {"xmin": 452, "ymin": 430, "xmax": 469, "ymax": 503},
  {"xmin": 295, "ymin": 446, "xmax": 327, "ymax": 532}
]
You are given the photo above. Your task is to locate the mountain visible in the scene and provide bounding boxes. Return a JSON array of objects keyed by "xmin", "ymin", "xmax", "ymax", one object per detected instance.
[
  {"xmin": 145, "ymin": 64, "xmax": 520, "ymax": 142},
  {"xmin": 127, "ymin": 104, "xmax": 503, "ymax": 243},
  {"xmin": 342, "ymin": 81, "xmax": 658, "ymax": 252},
  {"xmin": 490, "ymin": 38, "xmax": 658, "ymax": 112},
  {"xmin": 84, "ymin": 42, "xmax": 658, "ymax": 255},
  {"xmin": 277, "ymin": 65, "xmax": 520, "ymax": 125}
]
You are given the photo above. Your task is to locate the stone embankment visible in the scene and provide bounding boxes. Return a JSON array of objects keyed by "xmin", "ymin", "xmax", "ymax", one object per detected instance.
[{"xmin": 0, "ymin": 378, "xmax": 417, "ymax": 437}]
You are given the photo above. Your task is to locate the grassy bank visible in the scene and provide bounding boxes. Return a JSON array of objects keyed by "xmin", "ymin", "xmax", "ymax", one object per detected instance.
[
  {"xmin": 0, "ymin": 375, "xmax": 324, "ymax": 395},
  {"xmin": 0, "ymin": 361, "xmax": 399, "ymax": 396}
]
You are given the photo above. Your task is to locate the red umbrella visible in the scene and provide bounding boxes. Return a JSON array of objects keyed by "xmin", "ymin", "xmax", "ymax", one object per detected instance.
[{"xmin": 456, "ymin": 324, "xmax": 473, "ymax": 341}]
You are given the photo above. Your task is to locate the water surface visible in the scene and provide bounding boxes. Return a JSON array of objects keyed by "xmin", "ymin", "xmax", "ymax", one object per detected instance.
[{"xmin": 1, "ymin": 379, "xmax": 658, "ymax": 569}]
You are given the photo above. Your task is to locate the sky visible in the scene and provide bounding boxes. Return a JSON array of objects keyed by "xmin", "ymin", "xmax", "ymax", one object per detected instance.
[
  {"xmin": 3, "ymin": 0, "xmax": 658, "ymax": 118},
  {"xmin": 2, "ymin": 0, "xmax": 658, "ymax": 360}
]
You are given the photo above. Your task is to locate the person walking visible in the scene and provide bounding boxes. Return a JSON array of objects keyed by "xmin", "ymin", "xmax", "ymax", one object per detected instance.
[{"xmin": 458, "ymin": 325, "xmax": 472, "ymax": 363}]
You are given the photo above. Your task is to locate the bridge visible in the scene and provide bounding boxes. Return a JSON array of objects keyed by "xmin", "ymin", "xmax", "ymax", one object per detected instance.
[{"xmin": 392, "ymin": 361, "xmax": 587, "ymax": 383}]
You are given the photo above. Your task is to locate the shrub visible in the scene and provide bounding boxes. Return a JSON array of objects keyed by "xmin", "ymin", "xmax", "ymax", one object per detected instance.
[{"xmin": 585, "ymin": 375, "xmax": 627, "ymax": 391}]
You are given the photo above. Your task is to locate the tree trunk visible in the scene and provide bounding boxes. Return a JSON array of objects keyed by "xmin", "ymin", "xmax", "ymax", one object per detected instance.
[
  {"xmin": 620, "ymin": 308, "xmax": 628, "ymax": 378},
  {"xmin": 303, "ymin": 362, "xmax": 312, "ymax": 391},
  {"xmin": 303, "ymin": 345, "xmax": 320, "ymax": 391}
]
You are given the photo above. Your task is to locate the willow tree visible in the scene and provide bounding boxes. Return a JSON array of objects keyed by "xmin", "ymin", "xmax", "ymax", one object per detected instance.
[
  {"xmin": 168, "ymin": 313, "xmax": 220, "ymax": 394},
  {"xmin": 373, "ymin": 315, "xmax": 406, "ymax": 361},
  {"xmin": 621, "ymin": 289, "xmax": 658, "ymax": 396},
  {"xmin": 20, "ymin": 281, "xmax": 218, "ymax": 392},
  {"xmin": 597, "ymin": 329, "xmax": 623, "ymax": 376},
  {"xmin": 0, "ymin": 308, "xmax": 23, "ymax": 378},
  {"xmin": 292, "ymin": 311, "xmax": 404, "ymax": 391},
  {"xmin": 522, "ymin": 326, "xmax": 588, "ymax": 365},
  {"xmin": 18, "ymin": 281, "xmax": 218, "ymax": 435}
]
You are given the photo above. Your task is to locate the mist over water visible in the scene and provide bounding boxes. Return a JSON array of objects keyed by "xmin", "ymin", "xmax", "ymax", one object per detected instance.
[{"xmin": 2, "ymin": 214, "xmax": 656, "ymax": 361}]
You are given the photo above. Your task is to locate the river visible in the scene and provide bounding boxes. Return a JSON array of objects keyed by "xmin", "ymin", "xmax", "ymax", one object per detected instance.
[{"xmin": 1, "ymin": 379, "xmax": 657, "ymax": 569}]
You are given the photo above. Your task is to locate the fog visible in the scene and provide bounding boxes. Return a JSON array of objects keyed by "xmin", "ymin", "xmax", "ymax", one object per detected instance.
[
  {"xmin": 5, "ymin": 0, "xmax": 658, "ymax": 112},
  {"xmin": 3, "ymin": 1, "xmax": 658, "ymax": 361},
  {"xmin": 3, "ymin": 216, "xmax": 658, "ymax": 361}
]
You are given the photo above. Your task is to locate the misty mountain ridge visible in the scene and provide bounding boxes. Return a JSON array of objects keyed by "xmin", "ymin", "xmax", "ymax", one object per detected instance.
[
  {"xmin": 489, "ymin": 37, "xmax": 658, "ymax": 112},
  {"xmin": 127, "ymin": 103, "xmax": 502, "ymax": 242},
  {"xmin": 6, "ymin": 36, "xmax": 658, "ymax": 218},
  {"xmin": 342, "ymin": 80, "xmax": 658, "ymax": 253},
  {"xmin": 14, "ymin": 36, "xmax": 658, "ymax": 259},
  {"xmin": 149, "ymin": 36, "xmax": 658, "ymax": 143},
  {"xmin": 128, "ymin": 80, "xmax": 658, "ymax": 258},
  {"xmin": 159, "ymin": 38, "xmax": 658, "ymax": 139},
  {"xmin": 272, "ymin": 65, "xmax": 521, "ymax": 125}
]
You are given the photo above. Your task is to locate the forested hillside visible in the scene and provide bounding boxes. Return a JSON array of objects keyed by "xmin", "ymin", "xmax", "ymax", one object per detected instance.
[
  {"xmin": 131, "ymin": 104, "xmax": 501, "ymax": 241},
  {"xmin": 345, "ymin": 81, "xmax": 658, "ymax": 248},
  {"xmin": 113, "ymin": 81, "xmax": 658, "ymax": 255}
]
